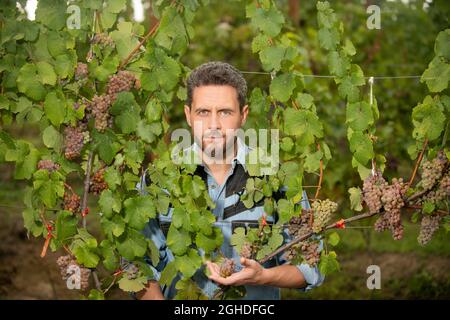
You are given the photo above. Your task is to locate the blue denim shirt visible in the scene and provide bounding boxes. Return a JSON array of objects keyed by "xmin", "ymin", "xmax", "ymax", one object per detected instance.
[{"xmin": 135, "ymin": 139, "xmax": 325, "ymax": 299}]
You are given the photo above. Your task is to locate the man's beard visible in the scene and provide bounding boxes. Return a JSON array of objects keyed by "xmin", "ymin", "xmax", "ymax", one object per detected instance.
[{"xmin": 198, "ymin": 133, "xmax": 237, "ymax": 164}]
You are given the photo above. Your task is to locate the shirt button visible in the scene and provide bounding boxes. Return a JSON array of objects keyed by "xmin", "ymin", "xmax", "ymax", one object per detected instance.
[{"xmin": 211, "ymin": 184, "xmax": 217, "ymax": 189}]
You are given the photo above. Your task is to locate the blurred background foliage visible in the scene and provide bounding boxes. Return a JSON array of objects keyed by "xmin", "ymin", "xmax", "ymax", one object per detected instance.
[{"xmin": 1, "ymin": 0, "xmax": 449, "ymax": 299}]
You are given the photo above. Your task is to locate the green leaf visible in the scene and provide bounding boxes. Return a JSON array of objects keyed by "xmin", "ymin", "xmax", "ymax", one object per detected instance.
[
  {"xmin": 36, "ymin": 0, "xmax": 67, "ymax": 30},
  {"xmin": 252, "ymin": 33, "xmax": 271, "ymax": 53},
  {"xmin": 116, "ymin": 228, "xmax": 148, "ymax": 260},
  {"xmin": 348, "ymin": 187, "xmax": 363, "ymax": 211},
  {"xmin": 33, "ymin": 169, "xmax": 64, "ymax": 207},
  {"xmin": 104, "ymin": 167, "xmax": 121, "ymax": 191},
  {"xmin": 92, "ymin": 130, "xmax": 121, "ymax": 165},
  {"xmin": 100, "ymin": 239, "xmax": 119, "ymax": 271},
  {"xmin": 270, "ymin": 73, "xmax": 296, "ymax": 102},
  {"xmin": 348, "ymin": 131, "xmax": 374, "ymax": 165},
  {"xmin": 327, "ymin": 51, "xmax": 350, "ymax": 77},
  {"xmin": 101, "ymin": 215, "xmax": 125, "ymax": 239},
  {"xmin": 110, "ymin": 21, "xmax": 139, "ymax": 61},
  {"xmin": 318, "ymin": 28, "xmax": 340, "ymax": 50},
  {"xmin": 195, "ymin": 228, "xmax": 223, "ymax": 253},
  {"xmin": 422, "ymin": 201, "xmax": 436, "ymax": 215},
  {"xmin": 421, "ymin": 56, "xmax": 450, "ymax": 93},
  {"xmin": 36, "ymin": 61, "xmax": 57, "ymax": 86},
  {"xmin": 248, "ymin": 4, "xmax": 285, "ymax": 37},
  {"xmin": 230, "ymin": 227, "xmax": 247, "ymax": 253},
  {"xmin": 167, "ymin": 226, "xmax": 191, "ymax": 256},
  {"xmin": 42, "ymin": 125, "xmax": 62, "ymax": 151},
  {"xmin": 22, "ymin": 207, "xmax": 44, "ymax": 237},
  {"xmin": 88, "ymin": 289, "xmax": 105, "ymax": 300},
  {"xmin": 55, "ymin": 210, "xmax": 78, "ymax": 244},
  {"xmin": 154, "ymin": 7, "xmax": 188, "ymax": 53},
  {"xmin": 412, "ymin": 96, "xmax": 446, "ymax": 141},
  {"xmin": 99, "ymin": 189, "xmax": 122, "ymax": 217},
  {"xmin": 159, "ymin": 260, "xmax": 178, "ymax": 287},
  {"xmin": 174, "ymin": 249, "xmax": 202, "ymax": 278},
  {"xmin": 110, "ymin": 92, "xmax": 141, "ymax": 134},
  {"xmin": 55, "ymin": 53, "xmax": 76, "ymax": 78},
  {"xmin": 259, "ymin": 46, "xmax": 287, "ymax": 72},
  {"xmin": 319, "ymin": 250, "xmax": 340, "ymax": 275},
  {"xmin": 16, "ymin": 63, "xmax": 46, "ymax": 101},
  {"xmin": 105, "ymin": 0, "xmax": 126, "ymax": 13},
  {"xmin": 44, "ymin": 91, "xmax": 66, "ymax": 128},
  {"xmin": 328, "ymin": 232, "xmax": 340, "ymax": 247},
  {"xmin": 143, "ymin": 48, "xmax": 181, "ymax": 92},
  {"xmin": 277, "ymin": 199, "xmax": 294, "ymax": 223},
  {"xmin": 304, "ymin": 150, "xmax": 323, "ymax": 173},
  {"xmin": 118, "ymin": 275, "xmax": 147, "ymax": 292},
  {"xmin": 435, "ymin": 29, "xmax": 450, "ymax": 59},
  {"xmin": 124, "ymin": 196, "xmax": 156, "ymax": 230},
  {"xmin": 284, "ymin": 108, "xmax": 323, "ymax": 140},
  {"xmin": 147, "ymin": 240, "xmax": 160, "ymax": 267},
  {"xmin": 71, "ymin": 239, "xmax": 100, "ymax": 268},
  {"xmin": 346, "ymin": 101, "xmax": 373, "ymax": 131}
]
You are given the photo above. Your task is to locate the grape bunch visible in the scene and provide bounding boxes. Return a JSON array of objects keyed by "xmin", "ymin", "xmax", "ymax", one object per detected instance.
[
  {"xmin": 92, "ymin": 33, "xmax": 114, "ymax": 47},
  {"xmin": 126, "ymin": 264, "xmax": 140, "ymax": 280},
  {"xmin": 375, "ymin": 178, "xmax": 407, "ymax": 240},
  {"xmin": 56, "ymin": 255, "xmax": 91, "ymax": 291},
  {"xmin": 300, "ymin": 241, "xmax": 321, "ymax": 266},
  {"xmin": 240, "ymin": 242, "xmax": 253, "ymax": 259},
  {"xmin": 90, "ymin": 94, "xmax": 112, "ymax": 132},
  {"xmin": 90, "ymin": 167, "xmax": 108, "ymax": 195},
  {"xmin": 362, "ymin": 171, "xmax": 387, "ymax": 213},
  {"xmin": 106, "ymin": 70, "xmax": 138, "ymax": 100},
  {"xmin": 37, "ymin": 159, "xmax": 60, "ymax": 172},
  {"xmin": 312, "ymin": 199, "xmax": 338, "ymax": 233},
  {"xmin": 219, "ymin": 258, "xmax": 236, "ymax": 278},
  {"xmin": 420, "ymin": 151, "xmax": 448, "ymax": 191},
  {"xmin": 282, "ymin": 241, "xmax": 320, "ymax": 266},
  {"xmin": 417, "ymin": 214, "xmax": 441, "ymax": 245},
  {"xmin": 419, "ymin": 170, "xmax": 450, "ymax": 205},
  {"xmin": 282, "ymin": 243, "xmax": 301, "ymax": 262},
  {"xmin": 75, "ymin": 62, "xmax": 88, "ymax": 80},
  {"xmin": 287, "ymin": 211, "xmax": 312, "ymax": 238},
  {"xmin": 63, "ymin": 126, "xmax": 84, "ymax": 160},
  {"xmin": 63, "ymin": 192, "xmax": 80, "ymax": 214}
]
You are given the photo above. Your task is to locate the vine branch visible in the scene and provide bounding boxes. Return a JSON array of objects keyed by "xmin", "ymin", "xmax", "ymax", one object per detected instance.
[
  {"xmin": 81, "ymin": 151, "xmax": 94, "ymax": 229},
  {"xmin": 407, "ymin": 138, "xmax": 428, "ymax": 190},
  {"xmin": 118, "ymin": 21, "xmax": 161, "ymax": 70}
]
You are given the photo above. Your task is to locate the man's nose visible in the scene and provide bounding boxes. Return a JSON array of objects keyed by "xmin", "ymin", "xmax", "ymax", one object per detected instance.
[{"xmin": 208, "ymin": 111, "xmax": 221, "ymax": 130}]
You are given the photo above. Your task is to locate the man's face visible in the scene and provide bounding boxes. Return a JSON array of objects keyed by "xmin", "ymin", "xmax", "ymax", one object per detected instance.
[{"xmin": 184, "ymin": 85, "xmax": 248, "ymax": 160}]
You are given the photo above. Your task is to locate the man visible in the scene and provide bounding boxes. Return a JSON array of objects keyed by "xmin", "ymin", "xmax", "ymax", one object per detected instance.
[{"xmin": 135, "ymin": 61, "xmax": 324, "ymax": 299}]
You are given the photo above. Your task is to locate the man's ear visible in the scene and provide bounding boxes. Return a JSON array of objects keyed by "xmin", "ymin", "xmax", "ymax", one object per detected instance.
[
  {"xmin": 240, "ymin": 104, "xmax": 249, "ymax": 126},
  {"xmin": 184, "ymin": 104, "xmax": 192, "ymax": 127}
]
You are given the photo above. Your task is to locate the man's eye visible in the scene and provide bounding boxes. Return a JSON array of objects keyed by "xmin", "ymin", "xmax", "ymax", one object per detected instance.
[
  {"xmin": 220, "ymin": 110, "xmax": 231, "ymax": 116},
  {"xmin": 198, "ymin": 110, "xmax": 209, "ymax": 116}
]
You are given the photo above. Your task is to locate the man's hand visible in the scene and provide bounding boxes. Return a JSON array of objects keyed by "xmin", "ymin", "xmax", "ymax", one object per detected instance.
[
  {"xmin": 206, "ymin": 257, "xmax": 268, "ymax": 286},
  {"xmin": 206, "ymin": 258, "xmax": 308, "ymax": 289}
]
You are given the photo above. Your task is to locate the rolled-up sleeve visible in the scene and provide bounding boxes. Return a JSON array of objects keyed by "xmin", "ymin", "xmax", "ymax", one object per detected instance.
[{"xmin": 278, "ymin": 190, "xmax": 325, "ymax": 291}]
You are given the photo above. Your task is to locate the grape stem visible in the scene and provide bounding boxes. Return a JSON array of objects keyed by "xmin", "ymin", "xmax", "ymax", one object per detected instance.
[
  {"xmin": 407, "ymin": 138, "xmax": 428, "ymax": 190},
  {"xmin": 314, "ymin": 143, "xmax": 323, "ymax": 200},
  {"xmin": 81, "ymin": 151, "xmax": 94, "ymax": 229},
  {"xmin": 118, "ymin": 21, "xmax": 161, "ymax": 70}
]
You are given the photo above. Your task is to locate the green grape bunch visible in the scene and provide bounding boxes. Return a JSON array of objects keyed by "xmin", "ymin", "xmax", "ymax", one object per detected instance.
[{"xmin": 312, "ymin": 199, "xmax": 338, "ymax": 233}]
